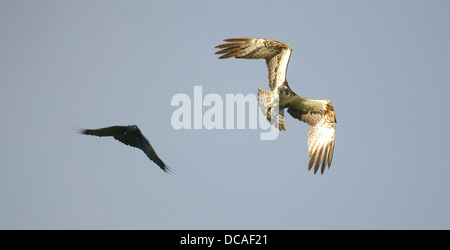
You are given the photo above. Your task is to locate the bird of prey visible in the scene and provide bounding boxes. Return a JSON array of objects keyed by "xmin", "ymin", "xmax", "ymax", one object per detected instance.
[
  {"xmin": 78, "ymin": 125, "xmax": 171, "ymax": 173},
  {"xmin": 215, "ymin": 38, "xmax": 337, "ymax": 174}
]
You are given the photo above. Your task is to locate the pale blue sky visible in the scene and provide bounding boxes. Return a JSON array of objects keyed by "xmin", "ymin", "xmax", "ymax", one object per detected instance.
[{"xmin": 1, "ymin": 0, "xmax": 449, "ymax": 229}]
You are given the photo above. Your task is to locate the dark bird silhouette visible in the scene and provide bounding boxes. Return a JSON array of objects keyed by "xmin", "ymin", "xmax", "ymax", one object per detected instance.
[
  {"xmin": 78, "ymin": 125, "xmax": 171, "ymax": 173},
  {"xmin": 215, "ymin": 38, "xmax": 337, "ymax": 174}
]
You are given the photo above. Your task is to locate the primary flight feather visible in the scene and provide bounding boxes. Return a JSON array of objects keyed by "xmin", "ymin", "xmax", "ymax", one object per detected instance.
[{"xmin": 215, "ymin": 38, "xmax": 337, "ymax": 174}]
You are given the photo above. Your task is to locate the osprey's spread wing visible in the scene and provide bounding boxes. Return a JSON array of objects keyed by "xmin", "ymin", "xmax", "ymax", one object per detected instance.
[
  {"xmin": 215, "ymin": 38, "xmax": 292, "ymax": 91},
  {"xmin": 216, "ymin": 37, "xmax": 337, "ymax": 174},
  {"xmin": 284, "ymin": 94, "xmax": 336, "ymax": 174},
  {"xmin": 79, "ymin": 125, "xmax": 171, "ymax": 173}
]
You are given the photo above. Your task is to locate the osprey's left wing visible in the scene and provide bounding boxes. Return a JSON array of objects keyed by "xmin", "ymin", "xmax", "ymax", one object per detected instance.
[{"xmin": 286, "ymin": 96, "xmax": 337, "ymax": 174}]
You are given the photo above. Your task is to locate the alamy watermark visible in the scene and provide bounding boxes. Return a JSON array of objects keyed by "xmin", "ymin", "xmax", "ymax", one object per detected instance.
[{"xmin": 171, "ymin": 85, "xmax": 279, "ymax": 140}]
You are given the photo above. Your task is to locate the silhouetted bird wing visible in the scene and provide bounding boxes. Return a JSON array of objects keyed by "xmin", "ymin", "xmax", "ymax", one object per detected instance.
[
  {"xmin": 79, "ymin": 125, "xmax": 171, "ymax": 173},
  {"xmin": 81, "ymin": 126, "xmax": 127, "ymax": 137}
]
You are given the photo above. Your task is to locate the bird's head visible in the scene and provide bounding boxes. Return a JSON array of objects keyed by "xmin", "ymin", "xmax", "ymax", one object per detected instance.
[
  {"xmin": 277, "ymin": 86, "xmax": 289, "ymax": 98},
  {"xmin": 325, "ymin": 102, "xmax": 337, "ymax": 123},
  {"xmin": 126, "ymin": 125, "xmax": 139, "ymax": 134}
]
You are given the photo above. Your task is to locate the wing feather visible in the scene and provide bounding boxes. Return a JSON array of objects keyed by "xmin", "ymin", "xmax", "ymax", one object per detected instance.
[
  {"xmin": 78, "ymin": 126, "xmax": 127, "ymax": 137},
  {"xmin": 133, "ymin": 131, "xmax": 172, "ymax": 174},
  {"xmin": 215, "ymin": 38, "xmax": 292, "ymax": 91},
  {"xmin": 286, "ymin": 96, "xmax": 337, "ymax": 174}
]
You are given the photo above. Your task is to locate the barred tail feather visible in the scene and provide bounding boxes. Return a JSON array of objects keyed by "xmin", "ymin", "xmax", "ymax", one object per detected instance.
[{"xmin": 257, "ymin": 88, "xmax": 286, "ymax": 131}]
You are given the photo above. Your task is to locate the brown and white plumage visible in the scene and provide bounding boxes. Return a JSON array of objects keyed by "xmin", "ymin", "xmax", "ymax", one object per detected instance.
[
  {"xmin": 78, "ymin": 125, "xmax": 171, "ymax": 174},
  {"xmin": 215, "ymin": 38, "xmax": 337, "ymax": 174},
  {"xmin": 215, "ymin": 38, "xmax": 292, "ymax": 91}
]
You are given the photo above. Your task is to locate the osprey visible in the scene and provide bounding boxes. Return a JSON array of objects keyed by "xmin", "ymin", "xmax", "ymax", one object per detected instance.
[
  {"xmin": 78, "ymin": 125, "xmax": 171, "ymax": 173},
  {"xmin": 215, "ymin": 38, "xmax": 337, "ymax": 174}
]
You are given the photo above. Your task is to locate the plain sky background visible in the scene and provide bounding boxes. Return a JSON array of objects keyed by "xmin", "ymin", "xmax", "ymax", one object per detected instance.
[{"xmin": 1, "ymin": 0, "xmax": 449, "ymax": 229}]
